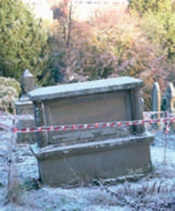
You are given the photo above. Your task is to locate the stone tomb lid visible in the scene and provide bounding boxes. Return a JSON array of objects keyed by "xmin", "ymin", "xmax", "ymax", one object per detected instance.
[{"xmin": 29, "ymin": 77, "xmax": 143, "ymax": 101}]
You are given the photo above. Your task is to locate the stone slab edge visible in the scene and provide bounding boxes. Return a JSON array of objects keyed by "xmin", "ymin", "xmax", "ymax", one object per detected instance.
[
  {"xmin": 31, "ymin": 133, "xmax": 154, "ymax": 160},
  {"xmin": 28, "ymin": 77, "xmax": 144, "ymax": 101}
]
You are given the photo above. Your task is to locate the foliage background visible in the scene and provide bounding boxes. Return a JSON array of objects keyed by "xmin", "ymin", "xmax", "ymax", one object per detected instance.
[
  {"xmin": 44, "ymin": 0, "xmax": 175, "ymax": 109},
  {"xmin": 1, "ymin": 0, "xmax": 175, "ymax": 110}
]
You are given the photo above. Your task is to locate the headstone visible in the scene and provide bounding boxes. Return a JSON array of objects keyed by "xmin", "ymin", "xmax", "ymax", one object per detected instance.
[
  {"xmin": 151, "ymin": 82, "xmax": 161, "ymax": 128},
  {"xmin": 166, "ymin": 82, "xmax": 175, "ymax": 131},
  {"xmin": 151, "ymin": 82, "xmax": 161, "ymax": 112},
  {"xmin": 20, "ymin": 69, "xmax": 35, "ymax": 98},
  {"xmin": 160, "ymin": 82, "xmax": 175, "ymax": 131},
  {"xmin": 15, "ymin": 70, "xmax": 36, "ymax": 143},
  {"xmin": 29, "ymin": 77, "xmax": 154, "ymax": 186},
  {"xmin": 166, "ymin": 82, "xmax": 175, "ymax": 113}
]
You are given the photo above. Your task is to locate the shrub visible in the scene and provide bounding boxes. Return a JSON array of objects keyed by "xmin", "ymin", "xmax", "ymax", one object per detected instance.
[
  {"xmin": 47, "ymin": 4, "xmax": 172, "ymax": 109},
  {"xmin": 0, "ymin": 77, "xmax": 20, "ymax": 113}
]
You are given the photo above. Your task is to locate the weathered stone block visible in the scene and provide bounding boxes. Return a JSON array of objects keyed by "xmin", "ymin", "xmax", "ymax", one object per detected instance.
[
  {"xmin": 29, "ymin": 77, "xmax": 154, "ymax": 186},
  {"xmin": 15, "ymin": 69, "xmax": 36, "ymax": 143},
  {"xmin": 31, "ymin": 134, "xmax": 153, "ymax": 186},
  {"xmin": 15, "ymin": 99, "xmax": 36, "ymax": 143}
]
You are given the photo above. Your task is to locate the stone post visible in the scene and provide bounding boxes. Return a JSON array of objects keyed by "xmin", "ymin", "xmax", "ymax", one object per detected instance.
[
  {"xmin": 131, "ymin": 88, "xmax": 145, "ymax": 134},
  {"xmin": 33, "ymin": 101, "xmax": 48, "ymax": 148},
  {"xmin": 20, "ymin": 69, "xmax": 35, "ymax": 98},
  {"xmin": 15, "ymin": 69, "xmax": 36, "ymax": 143}
]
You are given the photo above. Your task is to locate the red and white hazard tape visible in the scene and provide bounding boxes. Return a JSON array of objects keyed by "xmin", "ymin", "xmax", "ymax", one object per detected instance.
[
  {"xmin": 11, "ymin": 116, "xmax": 175, "ymax": 134},
  {"xmin": 165, "ymin": 121, "xmax": 170, "ymax": 134}
]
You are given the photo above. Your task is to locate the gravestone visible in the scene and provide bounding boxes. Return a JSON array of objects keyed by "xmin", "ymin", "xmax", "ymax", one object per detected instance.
[
  {"xmin": 151, "ymin": 82, "xmax": 161, "ymax": 128},
  {"xmin": 161, "ymin": 82, "xmax": 175, "ymax": 112},
  {"xmin": 29, "ymin": 77, "xmax": 154, "ymax": 186},
  {"xmin": 20, "ymin": 69, "xmax": 35, "ymax": 97},
  {"xmin": 163, "ymin": 82, "xmax": 175, "ymax": 130},
  {"xmin": 15, "ymin": 70, "xmax": 35, "ymax": 143},
  {"xmin": 166, "ymin": 82, "xmax": 175, "ymax": 113},
  {"xmin": 151, "ymin": 82, "xmax": 161, "ymax": 113}
]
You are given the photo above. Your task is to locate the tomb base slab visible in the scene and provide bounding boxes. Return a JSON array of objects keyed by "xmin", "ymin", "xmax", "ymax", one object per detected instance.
[{"xmin": 31, "ymin": 134, "xmax": 154, "ymax": 187}]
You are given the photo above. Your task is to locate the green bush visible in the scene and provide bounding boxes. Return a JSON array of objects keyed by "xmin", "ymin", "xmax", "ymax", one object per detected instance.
[{"xmin": 0, "ymin": 77, "xmax": 20, "ymax": 113}]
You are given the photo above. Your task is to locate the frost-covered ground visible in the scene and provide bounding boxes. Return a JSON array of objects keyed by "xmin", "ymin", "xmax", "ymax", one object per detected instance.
[{"xmin": 0, "ymin": 127, "xmax": 175, "ymax": 211}]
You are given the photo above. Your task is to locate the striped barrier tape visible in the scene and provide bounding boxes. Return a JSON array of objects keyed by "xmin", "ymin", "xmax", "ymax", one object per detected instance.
[
  {"xmin": 11, "ymin": 116, "xmax": 175, "ymax": 133},
  {"xmin": 165, "ymin": 121, "xmax": 170, "ymax": 134}
]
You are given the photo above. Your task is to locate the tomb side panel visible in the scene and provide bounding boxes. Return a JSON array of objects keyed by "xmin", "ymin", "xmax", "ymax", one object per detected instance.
[{"xmin": 43, "ymin": 91, "xmax": 132, "ymax": 144}]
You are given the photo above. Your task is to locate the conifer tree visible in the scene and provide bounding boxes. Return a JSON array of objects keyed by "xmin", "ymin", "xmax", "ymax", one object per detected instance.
[{"xmin": 0, "ymin": 0, "xmax": 49, "ymax": 81}]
